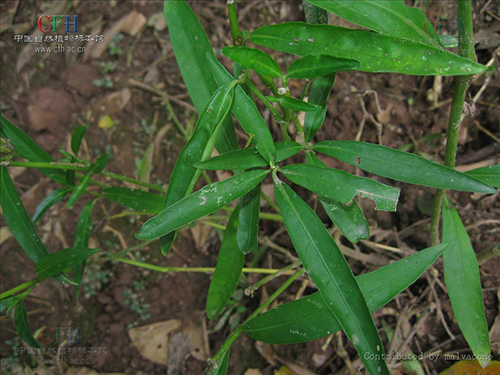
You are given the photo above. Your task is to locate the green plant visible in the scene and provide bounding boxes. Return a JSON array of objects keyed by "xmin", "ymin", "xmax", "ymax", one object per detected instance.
[{"xmin": 0, "ymin": 1, "xmax": 497, "ymax": 374}]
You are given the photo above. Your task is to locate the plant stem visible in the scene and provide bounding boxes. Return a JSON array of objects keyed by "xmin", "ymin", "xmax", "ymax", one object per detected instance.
[
  {"xmin": 5, "ymin": 161, "xmax": 88, "ymax": 171},
  {"xmin": 206, "ymin": 268, "xmax": 305, "ymax": 370},
  {"xmin": 115, "ymin": 258, "xmax": 295, "ymax": 275},
  {"xmin": 227, "ymin": 0, "xmax": 242, "ymax": 45},
  {"xmin": 100, "ymin": 170, "xmax": 166, "ymax": 192},
  {"xmin": 246, "ymin": 80, "xmax": 283, "ymax": 122},
  {"xmin": 4, "ymin": 160, "xmax": 166, "ymax": 192},
  {"xmin": 0, "ymin": 279, "xmax": 40, "ymax": 300},
  {"xmin": 430, "ymin": 0, "xmax": 476, "ymax": 245},
  {"xmin": 0, "ymin": 243, "xmax": 295, "ymax": 301},
  {"xmin": 245, "ymin": 260, "xmax": 302, "ymax": 296}
]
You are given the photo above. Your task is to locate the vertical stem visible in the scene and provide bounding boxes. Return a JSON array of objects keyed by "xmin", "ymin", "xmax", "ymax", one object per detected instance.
[
  {"xmin": 227, "ymin": 0, "xmax": 242, "ymax": 45},
  {"xmin": 205, "ymin": 268, "xmax": 305, "ymax": 371},
  {"xmin": 430, "ymin": 0, "xmax": 476, "ymax": 245}
]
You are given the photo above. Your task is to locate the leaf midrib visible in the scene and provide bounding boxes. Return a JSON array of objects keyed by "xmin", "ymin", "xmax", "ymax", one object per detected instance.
[{"xmin": 276, "ymin": 181, "xmax": 372, "ymax": 353}]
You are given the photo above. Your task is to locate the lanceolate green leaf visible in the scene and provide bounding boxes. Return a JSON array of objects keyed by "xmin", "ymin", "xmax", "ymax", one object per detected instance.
[
  {"xmin": 159, "ymin": 83, "xmax": 236, "ymax": 254},
  {"xmin": 137, "ymin": 170, "xmax": 269, "ymax": 241},
  {"xmin": 0, "ymin": 166, "xmax": 49, "ymax": 264},
  {"xmin": 14, "ymin": 304, "xmax": 41, "ymax": 348},
  {"xmin": 71, "ymin": 126, "xmax": 87, "ymax": 155},
  {"xmin": 273, "ymin": 179, "xmax": 389, "ymax": 375},
  {"xmin": 92, "ymin": 153, "xmax": 110, "ymax": 174},
  {"xmin": 442, "ymin": 199, "xmax": 491, "ymax": 368},
  {"xmin": 208, "ymin": 55, "xmax": 277, "ymax": 164},
  {"xmin": 67, "ymin": 153, "xmax": 110, "ymax": 209},
  {"xmin": 305, "ymin": 151, "xmax": 369, "ymax": 243},
  {"xmin": 32, "ymin": 188, "xmax": 72, "ymax": 223},
  {"xmin": 67, "ymin": 173, "xmax": 92, "ymax": 208},
  {"xmin": 164, "ymin": 0, "xmax": 237, "ymax": 154},
  {"xmin": 36, "ymin": 247, "xmax": 100, "ymax": 280},
  {"xmin": 206, "ymin": 205, "xmax": 244, "ymax": 320},
  {"xmin": 306, "ymin": 0, "xmax": 441, "ymax": 47},
  {"xmin": 244, "ymin": 244, "xmax": 445, "ymax": 344},
  {"xmin": 103, "ymin": 187, "xmax": 163, "ymax": 213},
  {"xmin": 223, "ymin": 46, "xmax": 282, "ymax": 78},
  {"xmin": 1, "ymin": 116, "xmax": 68, "ymax": 185},
  {"xmin": 73, "ymin": 200, "xmax": 96, "ymax": 300},
  {"xmin": 0, "ymin": 295, "xmax": 21, "ymax": 313},
  {"xmin": 465, "ymin": 164, "xmax": 500, "ymax": 188},
  {"xmin": 237, "ymin": 184, "xmax": 261, "ymax": 254},
  {"xmin": 281, "ymin": 164, "xmax": 400, "ymax": 211},
  {"xmin": 304, "ymin": 74, "xmax": 335, "ymax": 142},
  {"xmin": 322, "ymin": 198, "xmax": 370, "ymax": 243},
  {"xmin": 248, "ymin": 23, "xmax": 488, "ymax": 76},
  {"xmin": 314, "ymin": 141, "xmax": 497, "ymax": 193},
  {"xmin": 268, "ymin": 96, "xmax": 320, "ymax": 112},
  {"xmin": 285, "ymin": 55, "xmax": 359, "ymax": 79},
  {"xmin": 196, "ymin": 142, "xmax": 302, "ymax": 171}
]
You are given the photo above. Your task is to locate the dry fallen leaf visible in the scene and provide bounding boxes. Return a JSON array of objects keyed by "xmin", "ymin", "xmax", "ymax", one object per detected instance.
[
  {"xmin": 439, "ymin": 360, "xmax": 499, "ymax": 375},
  {"xmin": 128, "ymin": 319, "xmax": 182, "ymax": 365},
  {"xmin": 0, "ymin": 227, "xmax": 12, "ymax": 245},
  {"xmin": 190, "ymin": 224, "xmax": 213, "ymax": 251},
  {"xmin": 88, "ymin": 10, "xmax": 146, "ymax": 59},
  {"xmin": 244, "ymin": 370, "xmax": 263, "ymax": 375},
  {"xmin": 168, "ymin": 314, "xmax": 209, "ymax": 374}
]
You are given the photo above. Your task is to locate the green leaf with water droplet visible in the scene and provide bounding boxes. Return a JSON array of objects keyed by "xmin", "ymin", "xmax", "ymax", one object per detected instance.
[
  {"xmin": 314, "ymin": 141, "xmax": 497, "ymax": 193},
  {"xmin": 36, "ymin": 247, "xmax": 100, "ymax": 280},
  {"xmin": 273, "ymin": 177, "xmax": 390, "ymax": 375},
  {"xmin": 223, "ymin": 46, "xmax": 282, "ymax": 78},
  {"xmin": 304, "ymin": 74, "xmax": 335, "ymax": 142},
  {"xmin": 442, "ymin": 198, "xmax": 491, "ymax": 369},
  {"xmin": 206, "ymin": 205, "xmax": 244, "ymax": 320},
  {"xmin": 465, "ymin": 164, "xmax": 500, "ymax": 188},
  {"xmin": 103, "ymin": 187, "xmax": 164, "ymax": 213},
  {"xmin": 0, "ymin": 166, "xmax": 50, "ymax": 264},
  {"xmin": 306, "ymin": 0, "xmax": 441, "ymax": 47},
  {"xmin": 70, "ymin": 126, "xmax": 87, "ymax": 156},
  {"xmin": 137, "ymin": 170, "xmax": 269, "ymax": 241},
  {"xmin": 268, "ymin": 96, "xmax": 320, "ymax": 112},
  {"xmin": 73, "ymin": 200, "xmax": 96, "ymax": 301},
  {"xmin": 244, "ymin": 244, "xmax": 445, "ymax": 344},
  {"xmin": 196, "ymin": 142, "xmax": 301, "ymax": 171},
  {"xmin": 159, "ymin": 83, "xmax": 236, "ymax": 255},
  {"xmin": 285, "ymin": 55, "xmax": 359, "ymax": 79},
  {"xmin": 32, "ymin": 188, "xmax": 72, "ymax": 223},
  {"xmin": 164, "ymin": 0, "xmax": 238, "ymax": 154},
  {"xmin": 305, "ymin": 151, "xmax": 369, "ymax": 243},
  {"xmin": 281, "ymin": 163, "xmax": 400, "ymax": 211},
  {"xmin": 208, "ymin": 55, "xmax": 277, "ymax": 164},
  {"xmin": 237, "ymin": 184, "xmax": 261, "ymax": 254},
  {"xmin": 1, "ymin": 115, "xmax": 68, "ymax": 185},
  {"xmin": 14, "ymin": 303, "xmax": 41, "ymax": 348},
  {"xmin": 249, "ymin": 23, "xmax": 489, "ymax": 76}
]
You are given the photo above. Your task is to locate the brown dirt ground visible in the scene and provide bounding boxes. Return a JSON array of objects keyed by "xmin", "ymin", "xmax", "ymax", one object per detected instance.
[{"xmin": 1, "ymin": 1, "xmax": 499, "ymax": 374}]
